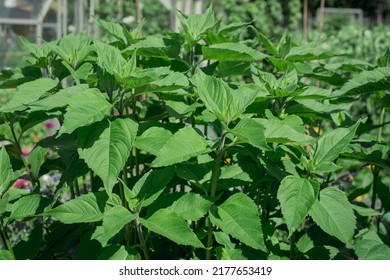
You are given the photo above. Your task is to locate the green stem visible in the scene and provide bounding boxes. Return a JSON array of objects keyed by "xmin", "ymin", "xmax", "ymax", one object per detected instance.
[
  {"xmin": 82, "ymin": 175, "xmax": 88, "ymax": 194},
  {"xmin": 206, "ymin": 131, "xmax": 227, "ymax": 260},
  {"xmin": 136, "ymin": 218, "xmax": 150, "ymax": 260},
  {"xmin": 69, "ymin": 183, "xmax": 76, "ymax": 199},
  {"xmin": 74, "ymin": 179, "xmax": 80, "ymax": 197},
  {"xmin": 377, "ymin": 106, "xmax": 385, "ymax": 142},
  {"xmin": 371, "ymin": 167, "xmax": 380, "ymax": 210}
]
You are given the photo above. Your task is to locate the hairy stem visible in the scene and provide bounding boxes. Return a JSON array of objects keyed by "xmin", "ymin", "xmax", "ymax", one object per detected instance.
[{"xmin": 136, "ymin": 218, "xmax": 150, "ymax": 260}]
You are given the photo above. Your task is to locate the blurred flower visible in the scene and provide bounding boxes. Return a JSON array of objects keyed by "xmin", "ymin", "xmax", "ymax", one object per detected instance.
[
  {"xmin": 13, "ymin": 179, "xmax": 30, "ymax": 188},
  {"xmin": 33, "ymin": 135, "xmax": 40, "ymax": 142},
  {"xmin": 45, "ymin": 121, "xmax": 55, "ymax": 129},
  {"xmin": 22, "ymin": 151, "xmax": 29, "ymax": 157}
]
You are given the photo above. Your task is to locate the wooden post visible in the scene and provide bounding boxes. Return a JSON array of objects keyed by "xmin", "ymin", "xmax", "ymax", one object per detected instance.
[
  {"xmin": 303, "ymin": 0, "xmax": 308, "ymax": 41},
  {"xmin": 319, "ymin": 0, "xmax": 325, "ymax": 34}
]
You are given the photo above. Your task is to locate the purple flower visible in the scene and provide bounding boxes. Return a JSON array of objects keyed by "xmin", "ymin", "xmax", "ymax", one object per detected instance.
[
  {"xmin": 13, "ymin": 179, "xmax": 29, "ymax": 188},
  {"xmin": 45, "ymin": 121, "xmax": 55, "ymax": 129}
]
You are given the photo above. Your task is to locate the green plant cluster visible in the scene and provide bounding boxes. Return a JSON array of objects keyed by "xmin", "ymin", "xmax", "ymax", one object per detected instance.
[{"xmin": 0, "ymin": 7, "xmax": 389, "ymax": 260}]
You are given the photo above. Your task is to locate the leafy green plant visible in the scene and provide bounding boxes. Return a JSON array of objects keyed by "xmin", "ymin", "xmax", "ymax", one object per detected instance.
[{"xmin": 0, "ymin": 6, "xmax": 389, "ymax": 260}]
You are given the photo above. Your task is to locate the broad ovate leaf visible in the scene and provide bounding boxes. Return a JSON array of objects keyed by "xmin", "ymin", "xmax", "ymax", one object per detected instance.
[
  {"xmin": 140, "ymin": 209, "xmax": 204, "ymax": 248},
  {"xmin": 192, "ymin": 68, "xmax": 232, "ymax": 123},
  {"xmin": 277, "ymin": 176, "xmax": 320, "ymax": 236},
  {"xmin": 209, "ymin": 192, "xmax": 266, "ymax": 251},
  {"xmin": 309, "ymin": 187, "xmax": 356, "ymax": 245},
  {"xmin": 312, "ymin": 121, "xmax": 360, "ymax": 166},
  {"xmin": 0, "ymin": 78, "xmax": 57, "ymax": 112},
  {"xmin": 58, "ymin": 88, "xmax": 112, "ymax": 135},
  {"xmin": 78, "ymin": 118, "xmax": 138, "ymax": 194},
  {"xmin": 10, "ymin": 194, "xmax": 50, "ymax": 220},
  {"xmin": 229, "ymin": 118, "xmax": 269, "ymax": 150},
  {"xmin": 151, "ymin": 126, "xmax": 209, "ymax": 167},
  {"xmin": 47, "ymin": 192, "xmax": 108, "ymax": 223},
  {"xmin": 134, "ymin": 127, "xmax": 172, "ymax": 155}
]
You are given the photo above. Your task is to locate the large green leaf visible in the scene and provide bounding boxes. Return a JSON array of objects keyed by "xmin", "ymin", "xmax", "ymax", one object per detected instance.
[
  {"xmin": 47, "ymin": 192, "xmax": 108, "ymax": 223},
  {"xmin": 333, "ymin": 67, "xmax": 390, "ymax": 97},
  {"xmin": 58, "ymin": 88, "xmax": 112, "ymax": 135},
  {"xmin": 277, "ymin": 176, "xmax": 320, "ymax": 236},
  {"xmin": 209, "ymin": 192, "xmax": 266, "ymax": 251},
  {"xmin": 192, "ymin": 68, "xmax": 232, "ymax": 123},
  {"xmin": 167, "ymin": 193, "xmax": 212, "ymax": 221},
  {"xmin": 151, "ymin": 127, "xmax": 209, "ymax": 167},
  {"xmin": 92, "ymin": 205, "xmax": 136, "ymax": 246},
  {"xmin": 0, "ymin": 78, "xmax": 57, "ymax": 112},
  {"xmin": 131, "ymin": 167, "xmax": 174, "ymax": 208},
  {"xmin": 28, "ymin": 84, "xmax": 89, "ymax": 112},
  {"xmin": 285, "ymin": 44, "xmax": 334, "ymax": 61},
  {"xmin": 312, "ymin": 121, "xmax": 360, "ymax": 166},
  {"xmin": 354, "ymin": 231, "xmax": 390, "ymax": 260},
  {"xmin": 140, "ymin": 209, "xmax": 204, "ymax": 248},
  {"xmin": 13, "ymin": 225, "xmax": 43, "ymax": 259},
  {"xmin": 134, "ymin": 127, "xmax": 173, "ymax": 155},
  {"xmin": 78, "ymin": 118, "xmax": 138, "ymax": 194},
  {"xmin": 309, "ymin": 188, "xmax": 356, "ymax": 245},
  {"xmin": 98, "ymin": 245, "xmax": 141, "ymax": 260},
  {"xmin": 229, "ymin": 118, "xmax": 269, "ymax": 150},
  {"xmin": 124, "ymin": 35, "xmax": 181, "ymax": 58},
  {"xmin": 10, "ymin": 194, "xmax": 50, "ymax": 220},
  {"xmin": 202, "ymin": 43, "xmax": 267, "ymax": 61}
]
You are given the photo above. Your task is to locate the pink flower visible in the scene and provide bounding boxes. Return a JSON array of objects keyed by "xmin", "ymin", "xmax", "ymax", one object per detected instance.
[
  {"xmin": 13, "ymin": 179, "xmax": 29, "ymax": 188},
  {"xmin": 22, "ymin": 151, "xmax": 29, "ymax": 157},
  {"xmin": 45, "ymin": 121, "xmax": 55, "ymax": 129}
]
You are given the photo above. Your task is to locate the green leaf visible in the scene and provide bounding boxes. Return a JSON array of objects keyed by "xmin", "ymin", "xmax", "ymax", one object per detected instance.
[
  {"xmin": 47, "ymin": 192, "xmax": 108, "ymax": 223},
  {"xmin": 255, "ymin": 32, "xmax": 278, "ymax": 55},
  {"xmin": 10, "ymin": 194, "xmax": 50, "ymax": 220},
  {"xmin": 78, "ymin": 118, "xmax": 138, "ymax": 195},
  {"xmin": 28, "ymin": 84, "xmax": 89, "ymax": 111},
  {"xmin": 135, "ymin": 127, "xmax": 173, "ymax": 155},
  {"xmin": 333, "ymin": 67, "xmax": 390, "ymax": 97},
  {"xmin": 94, "ymin": 18, "xmax": 129, "ymax": 44},
  {"xmin": 192, "ymin": 68, "xmax": 231, "ymax": 123},
  {"xmin": 285, "ymin": 44, "xmax": 334, "ymax": 61},
  {"xmin": 177, "ymin": 5, "xmax": 216, "ymax": 43},
  {"xmin": 351, "ymin": 204, "xmax": 381, "ymax": 217},
  {"xmin": 209, "ymin": 192, "xmax": 266, "ymax": 251},
  {"xmin": 58, "ymin": 88, "xmax": 112, "ymax": 135},
  {"xmin": 202, "ymin": 43, "xmax": 267, "ymax": 61},
  {"xmin": 124, "ymin": 35, "xmax": 181, "ymax": 58},
  {"xmin": 132, "ymin": 167, "xmax": 174, "ymax": 208},
  {"xmin": 0, "ymin": 250, "xmax": 14, "ymax": 260},
  {"xmin": 313, "ymin": 162, "xmax": 342, "ymax": 173},
  {"xmin": 355, "ymin": 231, "xmax": 390, "ymax": 260},
  {"xmin": 309, "ymin": 188, "xmax": 356, "ymax": 245},
  {"xmin": 277, "ymin": 176, "xmax": 320, "ymax": 236},
  {"xmin": 151, "ymin": 126, "xmax": 209, "ymax": 168},
  {"xmin": 229, "ymin": 85, "xmax": 259, "ymax": 121},
  {"xmin": 312, "ymin": 121, "xmax": 361, "ymax": 166},
  {"xmin": 167, "ymin": 193, "xmax": 212, "ymax": 221},
  {"xmin": 92, "ymin": 205, "xmax": 136, "ymax": 246},
  {"xmin": 229, "ymin": 118, "xmax": 269, "ymax": 150},
  {"xmin": 0, "ymin": 148, "xmax": 23, "ymax": 196},
  {"xmin": 0, "ymin": 78, "xmax": 57, "ymax": 112},
  {"xmin": 27, "ymin": 145, "xmax": 47, "ymax": 178},
  {"xmin": 94, "ymin": 40, "xmax": 127, "ymax": 77},
  {"xmin": 257, "ymin": 118, "xmax": 313, "ymax": 144},
  {"xmin": 140, "ymin": 209, "xmax": 204, "ymax": 248}
]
